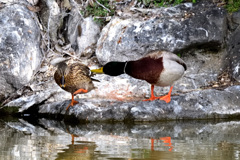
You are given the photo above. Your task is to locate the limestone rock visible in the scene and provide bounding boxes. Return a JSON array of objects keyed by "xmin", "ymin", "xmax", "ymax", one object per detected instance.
[
  {"xmin": 0, "ymin": 4, "xmax": 42, "ymax": 101},
  {"xmin": 31, "ymin": 85, "xmax": 240, "ymax": 122},
  {"xmin": 64, "ymin": 6, "xmax": 82, "ymax": 50},
  {"xmin": 77, "ymin": 17, "xmax": 101, "ymax": 57},
  {"xmin": 96, "ymin": 2, "xmax": 227, "ymax": 64},
  {"xmin": 39, "ymin": 0, "xmax": 61, "ymax": 42},
  {"xmin": 227, "ymin": 10, "xmax": 240, "ymax": 82}
]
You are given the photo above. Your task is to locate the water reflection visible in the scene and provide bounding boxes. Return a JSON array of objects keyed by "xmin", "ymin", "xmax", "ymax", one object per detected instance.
[{"xmin": 0, "ymin": 117, "xmax": 240, "ymax": 160}]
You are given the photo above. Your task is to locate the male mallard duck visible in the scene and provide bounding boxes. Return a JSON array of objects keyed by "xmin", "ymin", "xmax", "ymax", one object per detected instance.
[
  {"xmin": 91, "ymin": 51, "xmax": 187, "ymax": 103},
  {"xmin": 54, "ymin": 62, "xmax": 97, "ymax": 110}
]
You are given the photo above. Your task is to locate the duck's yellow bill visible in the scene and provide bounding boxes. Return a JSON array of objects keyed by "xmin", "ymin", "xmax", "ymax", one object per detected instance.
[{"xmin": 91, "ymin": 67, "xmax": 104, "ymax": 74}]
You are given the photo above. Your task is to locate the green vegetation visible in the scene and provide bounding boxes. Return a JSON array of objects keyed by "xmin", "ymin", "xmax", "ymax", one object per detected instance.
[
  {"xmin": 0, "ymin": 106, "xmax": 19, "ymax": 116},
  {"xmin": 139, "ymin": 0, "xmax": 196, "ymax": 7},
  {"xmin": 84, "ymin": 0, "xmax": 115, "ymax": 25},
  {"xmin": 84, "ymin": 0, "xmax": 199, "ymax": 25},
  {"xmin": 84, "ymin": 0, "xmax": 240, "ymax": 25},
  {"xmin": 225, "ymin": 0, "xmax": 240, "ymax": 12}
]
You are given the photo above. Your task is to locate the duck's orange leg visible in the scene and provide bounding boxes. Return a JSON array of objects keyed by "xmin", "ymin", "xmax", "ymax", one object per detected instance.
[
  {"xmin": 71, "ymin": 134, "xmax": 75, "ymax": 144},
  {"xmin": 71, "ymin": 134, "xmax": 79, "ymax": 145},
  {"xmin": 159, "ymin": 86, "xmax": 173, "ymax": 103},
  {"xmin": 143, "ymin": 85, "xmax": 173, "ymax": 103},
  {"xmin": 160, "ymin": 137, "xmax": 173, "ymax": 151},
  {"xmin": 143, "ymin": 85, "xmax": 159, "ymax": 101},
  {"xmin": 66, "ymin": 89, "xmax": 88, "ymax": 111},
  {"xmin": 66, "ymin": 94, "xmax": 79, "ymax": 110},
  {"xmin": 151, "ymin": 138, "xmax": 155, "ymax": 151},
  {"xmin": 73, "ymin": 88, "xmax": 88, "ymax": 95}
]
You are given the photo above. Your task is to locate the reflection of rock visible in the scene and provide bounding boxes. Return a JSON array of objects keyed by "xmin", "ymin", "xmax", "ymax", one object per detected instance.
[
  {"xmin": 2, "ymin": 118, "xmax": 240, "ymax": 159},
  {"xmin": 5, "ymin": 118, "xmax": 240, "ymax": 149},
  {"xmin": 0, "ymin": 4, "xmax": 42, "ymax": 102}
]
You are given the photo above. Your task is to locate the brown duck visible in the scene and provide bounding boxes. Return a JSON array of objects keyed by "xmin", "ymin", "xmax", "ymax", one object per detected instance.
[
  {"xmin": 91, "ymin": 51, "xmax": 187, "ymax": 103},
  {"xmin": 54, "ymin": 62, "xmax": 97, "ymax": 110}
]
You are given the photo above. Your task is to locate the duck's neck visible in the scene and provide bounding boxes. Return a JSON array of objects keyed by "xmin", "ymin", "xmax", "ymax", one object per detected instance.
[{"xmin": 103, "ymin": 61, "xmax": 128, "ymax": 76}]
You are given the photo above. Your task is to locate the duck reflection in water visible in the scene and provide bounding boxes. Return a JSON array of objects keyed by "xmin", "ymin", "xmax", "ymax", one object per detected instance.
[
  {"xmin": 151, "ymin": 137, "xmax": 173, "ymax": 152},
  {"xmin": 55, "ymin": 135, "xmax": 96, "ymax": 159}
]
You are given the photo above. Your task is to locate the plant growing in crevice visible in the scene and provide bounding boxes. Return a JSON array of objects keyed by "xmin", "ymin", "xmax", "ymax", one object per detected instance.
[
  {"xmin": 138, "ymin": 0, "xmax": 196, "ymax": 8},
  {"xmin": 84, "ymin": 0, "xmax": 115, "ymax": 25},
  {"xmin": 225, "ymin": 0, "xmax": 240, "ymax": 12}
]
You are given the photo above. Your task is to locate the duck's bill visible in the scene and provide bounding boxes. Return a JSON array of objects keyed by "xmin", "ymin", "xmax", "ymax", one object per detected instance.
[{"xmin": 91, "ymin": 67, "xmax": 104, "ymax": 74}]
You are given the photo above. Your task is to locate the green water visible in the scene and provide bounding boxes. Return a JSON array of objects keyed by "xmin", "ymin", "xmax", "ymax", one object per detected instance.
[{"xmin": 0, "ymin": 117, "xmax": 240, "ymax": 160}]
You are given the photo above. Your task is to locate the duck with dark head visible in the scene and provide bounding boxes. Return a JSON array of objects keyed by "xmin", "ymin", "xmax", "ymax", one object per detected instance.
[{"xmin": 91, "ymin": 50, "xmax": 187, "ymax": 103}]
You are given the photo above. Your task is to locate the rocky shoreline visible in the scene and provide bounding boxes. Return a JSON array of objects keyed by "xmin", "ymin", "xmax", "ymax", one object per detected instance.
[{"xmin": 0, "ymin": 0, "xmax": 240, "ymax": 121}]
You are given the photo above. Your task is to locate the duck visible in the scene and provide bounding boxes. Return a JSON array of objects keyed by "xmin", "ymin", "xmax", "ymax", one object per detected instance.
[
  {"xmin": 54, "ymin": 62, "xmax": 98, "ymax": 110},
  {"xmin": 91, "ymin": 50, "xmax": 187, "ymax": 103}
]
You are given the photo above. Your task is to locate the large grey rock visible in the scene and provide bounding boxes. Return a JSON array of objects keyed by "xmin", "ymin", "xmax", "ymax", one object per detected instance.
[
  {"xmin": 0, "ymin": 77, "xmax": 15, "ymax": 102},
  {"xmin": 39, "ymin": 0, "xmax": 61, "ymax": 42},
  {"xmin": 229, "ymin": 10, "xmax": 240, "ymax": 30},
  {"xmin": 0, "ymin": 4, "xmax": 42, "ymax": 101},
  {"xmin": 77, "ymin": 17, "xmax": 101, "ymax": 57},
  {"xmin": 232, "ymin": 10, "xmax": 240, "ymax": 25},
  {"xmin": 227, "ymin": 10, "xmax": 240, "ymax": 82},
  {"xmin": 96, "ymin": 2, "xmax": 227, "ymax": 64},
  {"xmin": 64, "ymin": 6, "xmax": 82, "ymax": 50},
  {"xmin": 227, "ymin": 28, "xmax": 240, "ymax": 81},
  {"xmin": 27, "ymin": 85, "xmax": 240, "ymax": 122}
]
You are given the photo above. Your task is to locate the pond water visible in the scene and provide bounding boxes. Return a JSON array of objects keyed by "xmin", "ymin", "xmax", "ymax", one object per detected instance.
[{"xmin": 0, "ymin": 117, "xmax": 240, "ymax": 160}]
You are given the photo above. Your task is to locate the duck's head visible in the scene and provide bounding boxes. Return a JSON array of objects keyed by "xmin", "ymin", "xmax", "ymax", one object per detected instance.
[
  {"xmin": 91, "ymin": 61, "xmax": 126, "ymax": 76},
  {"xmin": 56, "ymin": 62, "xmax": 70, "ymax": 88}
]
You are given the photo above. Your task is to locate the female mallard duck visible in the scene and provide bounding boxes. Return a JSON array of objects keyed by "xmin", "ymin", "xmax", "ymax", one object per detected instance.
[
  {"xmin": 54, "ymin": 62, "xmax": 97, "ymax": 110},
  {"xmin": 91, "ymin": 51, "xmax": 187, "ymax": 103}
]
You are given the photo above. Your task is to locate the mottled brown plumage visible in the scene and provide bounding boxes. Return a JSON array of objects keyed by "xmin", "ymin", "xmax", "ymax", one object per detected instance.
[{"xmin": 54, "ymin": 62, "xmax": 96, "ymax": 110}]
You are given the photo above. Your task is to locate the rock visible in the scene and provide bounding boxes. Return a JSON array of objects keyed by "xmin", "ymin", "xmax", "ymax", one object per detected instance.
[
  {"xmin": 64, "ymin": 6, "xmax": 82, "ymax": 50},
  {"xmin": 27, "ymin": 0, "xmax": 39, "ymax": 6},
  {"xmin": 0, "ymin": 4, "xmax": 42, "ymax": 101},
  {"xmin": 34, "ymin": 85, "xmax": 240, "ymax": 122},
  {"xmin": 5, "ymin": 80, "xmax": 70, "ymax": 112},
  {"xmin": 77, "ymin": 17, "xmax": 101, "ymax": 57},
  {"xmin": 228, "ymin": 30, "xmax": 240, "ymax": 81},
  {"xmin": 96, "ymin": 2, "xmax": 227, "ymax": 64},
  {"xmin": 39, "ymin": 0, "xmax": 61, "ymax": 42},
  {"xmin": 227, "ymin": 12, "xmax": 240, "ymax": 82},
  {"xmin": 232, "ymin": 10, "xmax": 240, "ymax": 25},
  {"xmin": 6, "ymin": 90, "xmax": 53, "ymax": 112},
  {"xmin": 0, "ymin": 77, "xmax": 15, "ymax": 102}
]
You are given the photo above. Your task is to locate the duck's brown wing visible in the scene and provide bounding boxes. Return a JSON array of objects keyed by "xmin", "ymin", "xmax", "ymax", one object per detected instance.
[{"xmin": 125, "ymin": 57, "xmax": 164, "ymax": 84}]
